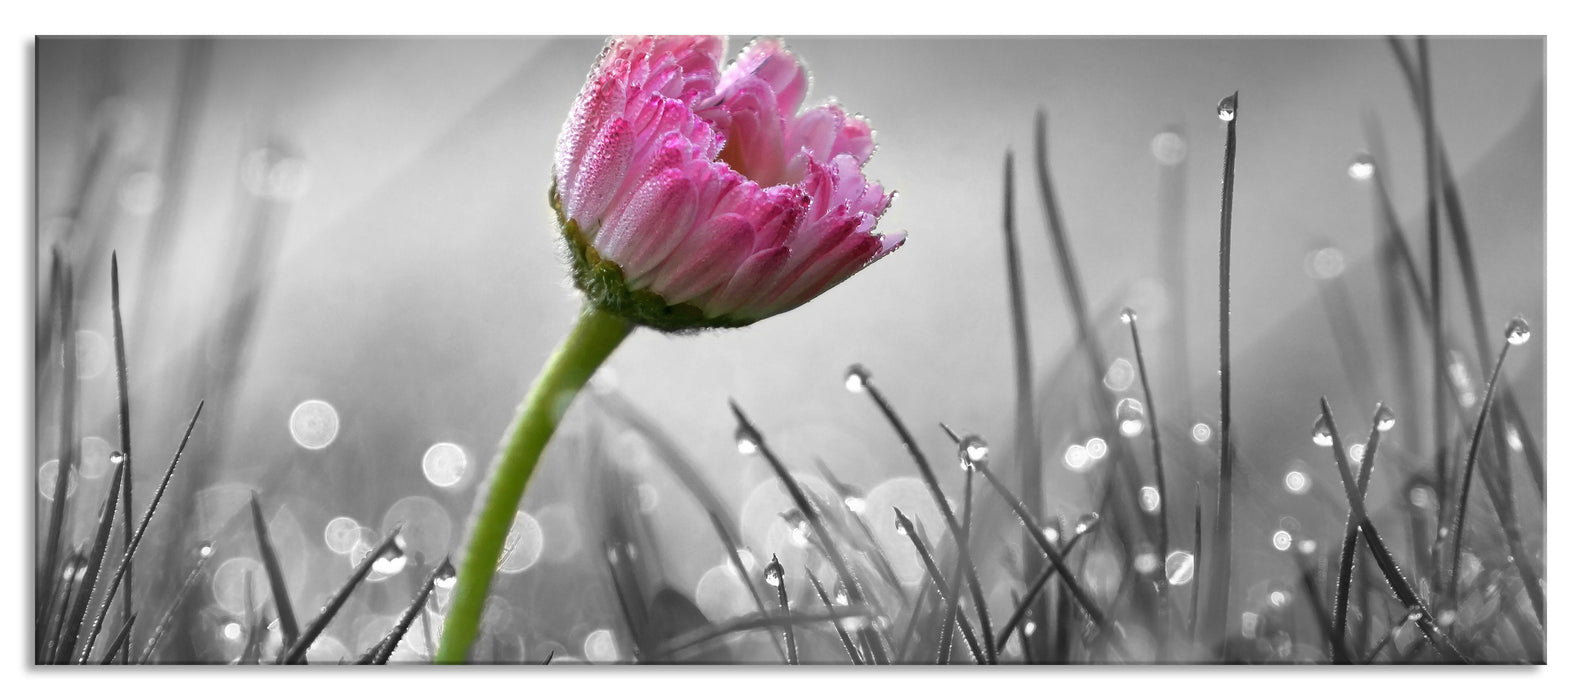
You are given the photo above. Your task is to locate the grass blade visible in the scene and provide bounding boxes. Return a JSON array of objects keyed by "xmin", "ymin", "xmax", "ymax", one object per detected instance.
[
  {"xmin": 766, "ymin": 556, "xmax": 797, "ymax": 665},
  {"xmin": 281, "ymin": 527, "xmax": 403, "ymax": 664},
  {"xmin": 139, "ymin": 543, "xmax": 216, "ymax": 663},
  {"xmin": 1446, "ymin": 326, "xmax": 1518, "ymax": 605},
  {"xmin": 76, "ymin": 400, "xmax": 203, "ymax": 663},
  {"xmin": 655, "ymin": 607, "xmax": 872, "ymax": 661},
  {"xmin": 994, "ymin": 520, "xmax": 1094, "ymax": 653},
  {"xmin": 96, "ymin": 613, "xmax": 136, "ymax": 665},
  {"xmin": 249, "ymin": 493, "xmax": 302, "ymax": 649},
  {"xmin": 893, "ymin": 510, "xmax": 985, "ymax": 664},
  {"xmin": 1122, "ymin": 309, "xmax": 1170, "ymax": 561},
  {"xmin": 1332, "ymin": 402, "xmax": 1387, "ymax": 662},
  {"xmin": 55, "ymin": 462, "xmax": 124, "ymax": 664},
  {"xmin": 110, "ymin": 253, "xmax": 137, "ymax": 660},
  {"xmin": 806, "ymin": 568, "xmax": 862, "ymax": 664},
  {"xmin": 1202, "ymin": 91, "xmax": 1240, "ymax": 652},
  {"xmin": 359, "ymin": 558, "xmax": 453, "ymax": 664},
  {"xmin": 38, "ymin": 263, "xmax": 77, "ymax": 634}
]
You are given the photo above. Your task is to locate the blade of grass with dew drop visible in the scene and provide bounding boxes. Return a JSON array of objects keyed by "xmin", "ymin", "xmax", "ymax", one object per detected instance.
[
  {"xmin": 248, "ymin": 493, "xmax": 301, "ymax": 648},
  {"xmin": 138, "ymin": 542, "xmax": 216, "ymax": 663},
  {"xmin": 1000, "ymin": 149, "xmax": 1049, "ymax": 663},
  {"xmin": 76, "ymin": 400, "xmax": 204, "ymax": 662},
  {"xmin": 806, "ymin": 568, "xmax": 862, "ymax": 664},
  {"xmin": 38, "ymin": 263, "xmax": 78, "ymax": 634},
  {"xmin": 705, "ymin": 511, "xmax": 785, "ymax": 662},
  {"xmin": 109, "ymin": 253, "xmax": 137, "ymax": 658},
  {"xmin": 1316, "ymin": 398, "xmax": 1467, "ymax": 662},
  {"xmin": 96, "ymin": 613, "xmax": 136, "ymax": 665},
  {"xmin": 281, "ymin": 527, "xmax": 403, "ymax": 664},
  {"xmin": 767, "ymin": 556, "xmax": 797, "ymax": 665},
  {"xmin": 814, "ymin": 458, "xmax": 907, "ymax": 597},
  {"xmin": 995, "ymin": 520, "xmax": 1094, "ymax": 653},
  {"xmin": 1447, "ymin": 329, "xmax": 1518, "ymax": 610},
  {"xmin": 55, "ymin": 462, "xmax": 124, "ymax": 664},
  {"xmin": 1332, "ymin": 403, "xmax": 1386, "ymax": 662},
  {"xmin": 891, "ymin": 510, "xmax": 984, "ymax": 664},
  {"xmin": 359, "ymin": 558, "xmax": 451, "ymax": 664},
  {"xmin": 1202, "ymin": 91, "xmax": 1240, "ymax": 656},
  {"xmin": 851, "ymin": 384, "xmax": 994, "ymax": 662},
  {"xmin": 729, "ymin": 401, "xmax": 890, "ymax": 663}
]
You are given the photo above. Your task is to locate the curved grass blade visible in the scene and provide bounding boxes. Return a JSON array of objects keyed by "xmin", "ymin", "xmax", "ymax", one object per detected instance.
[
  {"xmin": 851, "ymin": 382, "xmax": 994, "ymax": 662},
  {"xmin": 994, "ymin": 519, "xmax": 1095, "ymax": 653},
  {"xmin": 55, "ymin": 462, "xmax": 124, "ymax": 664},
  {"xmin": 41, "ymin": 549, "xmax": 86, "ymax": 662},
  {"xmin": 729, "ymin": 401, "xmax": 889, "ymax": 663},
  {"xmin": 96, "ymin": 613, "xmax": 136, "ymax": 665},
  {"xmin": 249, "ymin": 493, "xmax": 301, "ymax": 649},
  {"xmin": 76, "ymin": 400, "xmax": 204, "ymax": 663},
  {"xmin": 1332, "ymin": 402, "xmax": 1386, "ymax": 663},
  {"xmin": 1123, "ymin": 309, "xmax": 1171, "ymax": 564},
  {"xmin": 1202, "ymin": 90, "xmax": 1240, "ymax": 654},
  {"xmin": 281, "ymin": 527, "xmax": 403, "ymax": 664},
  {"xmin": 894, "ymin": 509, "xmax": 985, "ymax": 664},
  {"xmin": 806, "ymin": 568, "xmax": 861, "ymax": 664},
  {"xmin": 38, "ymin": 263, "xmax": 77, "ymax": 634},
  {"xmin": 110, "ymin": 253, "xmax": 136, "ymax": 658},
  {"xmin": 1292, "ymin": 546, "xmax": 1348, "ymax": 664},
  {"xmin": 814, "ymin": 459, "xmax": 907, "ymax": 596},
  {"xmin": 1317, "ymin": 398, "xmax": 1467, "ymax": 663},
  {"xmin": 139, "ymin": 543, "xmax": 216, "ymax": 663},
  {"xmin": 705, "ymin": 511, "xmax": 785, "ymax": 663},
  {"xmin": 358, "ymin": 558, "xmax": 452, "ymax": 664}
]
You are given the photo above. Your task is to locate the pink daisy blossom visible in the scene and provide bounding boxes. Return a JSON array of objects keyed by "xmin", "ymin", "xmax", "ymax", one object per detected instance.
[{"xmin": 553, "ymin": 35, "xmax": 904, "ymax": 330}]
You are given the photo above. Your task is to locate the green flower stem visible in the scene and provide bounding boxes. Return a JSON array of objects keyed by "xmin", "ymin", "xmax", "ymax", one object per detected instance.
[{"xmin": 436, "ymin": 304, "xmax": 633, "ymax": 663}]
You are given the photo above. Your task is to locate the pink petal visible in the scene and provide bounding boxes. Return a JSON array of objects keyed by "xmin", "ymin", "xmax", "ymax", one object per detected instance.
[
  {"xmin": 702, "ymin": 245, "xmax": 791, "ymax": 317},
  {"xmin": 645, "ymin": 213, "xmax": 756, "ymax": 303},
  {"xmin": 597, "ymin": 170, "xmax": 699, "ymax": 276},
  {"xmin": 566, "ymin": 116, "xmax": 634, "ymax": 226}
]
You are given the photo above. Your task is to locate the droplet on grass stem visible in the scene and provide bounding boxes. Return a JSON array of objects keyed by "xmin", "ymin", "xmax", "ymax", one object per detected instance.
[
  {"xmin": 844, "ymin": 364, "xmax": 872, "ymax": 393},
  {"xmin": 1217, "ymin": 93, "xmax": 1238, "ymax": 122},
  {"xmin": 1311, "ymin": 416, "xmax": 1334, "ymax": 446},
  {"xmin": 956, "ymin": 434, "xmax": 988, "ymax": 471},
  {"xmin": 763, "ymin": 557, "xmax": 785, "ymax": 587},
  {"xmin": 734, "ymin": 425, "xmax": 759, "ymax": 455},
  {"xmin": 1505, "ymin": 316, "xmax": 1531, "ymax": 346},
  {"xmin": 1375, "ymin": 406, "xmax": 1397, "ymax": 432},
  {"xmin": 1347, "ymin": 152, "xmax": 1376, "ymax": 181},
  {"xmin": 1116, "ymin": 398, "xmax": 1146, "ymax": 437}
]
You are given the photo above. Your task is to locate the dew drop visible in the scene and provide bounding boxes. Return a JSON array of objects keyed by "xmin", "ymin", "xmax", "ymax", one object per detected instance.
[
  {"xmin": 1505, "ymin": 317, "xmax": 1531, "ymax": 346},
  {"xmin": 373, "ymin": 534, "xmax": 408, "ymax": 575},
  {"xmin": 1041, "ymin": 525, "xmax": 1060, "ymax": 544},
  {"xmin": 734, "ymin": 426, "xmax": 759, "ymax": 456},
  {"xmin": 843, "ymin": 364, "xmax": 872, "ymax": 393},
  {"xmin": 109, "ymin": 451, "xmax": 126, "ymax": 465},
  {"xmin": 1347, "ymin": 152, "xmax": 1376, "ymax": 181},
  {"xmin": 1375, "ymin": 406, "xmax": 1397, "ymax": 432},
  {"xmin": 1074, "ymin": 512, "xmax": 1101, "ymax": 536},
  {"xmin": 1269, "ymin": 590, "xmax": 1289, "ymax": 608},
  {"xmin": 434, "ymin": 560, "xmax": 458, "ymax": 590},
  {"xmin": 1311, "ymin": 416, "xmax": 1334, "ymax": 447},
  {"xmin": 1165, "ymin": 550, "xmax": 1195, "ymax": 586},
  {"xmin": 1217, "ymin": 93, "xmax": 1238, "ymax": 122},
  {"xmin": 956, "ymin": 434, "xmax": 988, "ymax": 471},
  {"xmin": 222, "ymin": 622, "xmax": 243, "ymax": 641},
  {"xmin": 1406, "ymin": 607, "xmax": 1425, "ymax": 622},
  {"xmin": 893, "ymin": 513, "xmax": 909, "ymax": 536},
  {"xmin": 198, "ymin": 542, "xmax": 215, "ymax": 558},
  {"xmin": 1119, "ymin": 307, "xmax": 1139, "ymax": 325},
  {"xmin": 1116, "ymin": 398, "xmax": 1146, "ymax": 437},
  {"xmin": 763, "ymin": 557, "xmax": 785, "ymax": 587},
  {"xmin": 1022, "ymin": 620, "xmax": 1038, "ymax": 637},
  {"xmin": 1505, "ymin": 425, "xmax": 1524, "ymax": 453}
]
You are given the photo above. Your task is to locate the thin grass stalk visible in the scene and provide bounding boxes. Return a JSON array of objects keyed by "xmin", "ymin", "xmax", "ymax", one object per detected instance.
[
  {"xmin": 815, "ymin": 461, "xmax": 907, "ymax": 596},
  {"xmin": 994, "ymin": 525, "xmax": 1092, "ymax": 653},
  {"xmin": 1447, "ymin": 332, "xmax": 1516, "ymax": 606},
  {"xmin": 1471, "ymin": 413, "xmax": 1547, "ymax": 629},
  {"xmin": 933, "ymin": 458, "xmax": 976, "ymax": 664},
  {"xmin": 893, "ymin": 510, "xmax": 985, "ymax": 664},
  {"xmin": 109, "ymin": 253, "xmax": 136, "ymax": 656},
  {"xmin": 1362, "ymin": 606, "xmax": 1422, "ymax": 663},
  {"xmin": 1123, "ymin": 310, "xmax": 1170, "ymax": 562},
  {"xmin": 239, "ymin": 571, "xmax": 265, "ymax": 665},
  {"xmin": 1291, "ymin": 549, "xmax": 1345, "ymax": 663},
  {"xmin": 76, "ymin": 401, "xmax": 204, "ymax": 662},
  {"xmin": 729, "ymin": 401, "xmax": 889, "ymax": 663},
  {"xmin": 139, "ymin": 543, "xmax": 215, "ymax": 663},
  {"xmin": 248, "ymin": 493, "xmax": 301, "ymax": 647},
  {"xmin": 359, "ymin": 558, "xmax": 452, "ymax": 665},
  {"xmin": 55, "ymin": 462, "xmax": 124, "ymax": 664},
  {"xmin": 42, "ymin": 551, "xmax": 85, "ymax": 662},
  {"xmin": 1189, "ymin": 484, "xmax": 1203, "ymax": 644},
  {"xmin": 806, "ymin": 569, "xmax": 862, "ymax": 664},
  {"xmin": 999, "ymin": 151, "xmax": 1047, "ymax": 658},
  {"xmin": 852, "ymin": 383, "xmax": 994, "ymax": 662},
  {"xmin": 96, "ymin": 613, "xmax": 136, "ymax": 665},
  {"xmin": 706, "ymin": 512, "xmax": 785, "ymax": 662},
  {"xmin": 1332, "ymin": 403, "xmax": 1387, "ymax": 663},
  {"xmin": 38, "ymin": 264, "xmax": 77, "ymax": 633},
  {"xmin": 1203, "ymin": 91, "xmax": 1240, "ymax": 653},
  {"xmin": 768, "ymin": 556, "xmax": 797, "ymax": 665},
  {"xmin": 1317, "ymin": 398, "xmax": 1467, "ymax": 662},
  {"xmin": 281, "ymin": 527, "xmax": 403, "ymax": 664}
]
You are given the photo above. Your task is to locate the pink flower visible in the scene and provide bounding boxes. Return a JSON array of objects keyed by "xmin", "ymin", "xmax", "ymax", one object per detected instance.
[{"xmin": 553, "ymin": 35, "xmax": 904, "ymax": 330}]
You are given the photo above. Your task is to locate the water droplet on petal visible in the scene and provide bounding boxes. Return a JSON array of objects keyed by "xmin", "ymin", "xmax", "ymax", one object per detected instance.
[
  {"xmin": 1165, "ymin": 550, "xmax": 1195, "ymax": 586},
  {"xmin": 1217, "ymin": 93, "xmax": 1238, "ymax": 122},
  {"xmin": 1347, "ymin": 152, "xmax": 1376, "ymax": 181},
  {"xmin": 956, "ymin": 434, "xmax": 988, "ymax": 471},
  {"xmin": 1505, "ymin": 317, "xmax": 1531, "ymax": 346},
  {"xmin": 1116, "ymin": 398, "xmax": 1146, "ymax": 437},
  {"xmin": 1311, "ymin": 416, "xmax": 1334, "ymax": 447},
  {"xmin": 1375, "ymin": 406, "xmax": 1397, "ymax": 432},
  {"xmin": 844, "ymin": 364, "xmax": 872, "ymax": 393}
]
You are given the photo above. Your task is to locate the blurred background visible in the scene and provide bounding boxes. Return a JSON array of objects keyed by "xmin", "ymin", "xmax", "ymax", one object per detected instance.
[{"xmin": 34, "ymin": 36, "xmax": 1543, "ymax": 663}]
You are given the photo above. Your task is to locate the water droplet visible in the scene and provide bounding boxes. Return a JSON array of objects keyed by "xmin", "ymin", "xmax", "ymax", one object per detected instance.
[
  {"xmin": 1063, "ymin": 444, "xmax": 1092, "ymax": 472},
  {"xmin": 373, "ymin": 534, "xmax": 408, "ymax": 575},
  {"xmin": 843, "ymin": 495, "xmax": 867, "ymax": 514},
  {"xmin": 1041, "ymin": 525, "xmax": 1060, "ymax": 544},
  {"xmin": 781, "ymin": 509, "xmax": 812, "ymax": 547},
  {"xmin": 109, "ymin": 450, "xmax": 126, "ymax": 465},
  {"xmin": 1311, "ymin": 416, "xmax": 1334, "ymax": 447},
  {"xmin": 1116, "ymin": 398, "xmax": 1146, "ymax": 437},
  {"xmin": 1283, "ymin": 470, "xmax": 1310, "ymax": 494},
  {"xmin": 323, "ymin": 516, "xmax": 362, "ymax": 554},
  {"xmin": 1505, "ymin": 317, "xmax": 1531, "ymax": 346},
  {"xmin": 1305, "ymin": 247, "xmax": 1347, "ymax": 280},
  {"xmin": 763, "ymin": 557, "xmax": 785, "ymax": 587},
  {"xmin": 288, "ymin": 399, "xmax": 340, "ymax": 450},
  {"xmin": 421, "ymin": 442, "xmax": 469, "ymax": 488},
  {"xmin": 1120, "ymin": 307, "xmax": 1139, "ymax": 324},
  {"xmin": 843, "ymin": 364, "xmax": 872, "ymax": 393},
  {"xmin": 1165, "ymin": 551, "xmax": 1195, "ymax": 586},
  {"xmin": 1074, "ymin": 512, "xmax": 1101, "ymax": 536},
  {"xmin": 1271, "ymin": 530, "xmax": 1293, "ymax": 551},
  {"xmin": 834, "ymin": 588, "xmax": 849, "ymax": 606},
  {"xmin": 1347, "ymin": 152, "xmax": 1376, "ymax": 181},
  {"xmin": 1022, "ymin": 620, "xmax": 1038, "ymax": 637},
  {"xmin": 1191, "ymin": 423, "xmax": 1213, "ymax": 444},
  {"xmin": 1085, "ymin": 437, "xmax": 1108, "ymax": 460},
  {"xmin": 434, "ymin": 561, "xmax": 458, "ymax": 589},
  {"xmin": 1217, "ymin": 93, "xmax": 1238, "ymax": 122},
  {"xmin": 1406, "ymin": 607, "xmax": 1425, "ymax": 622},
  {"xmin": 1103, "ymin": 358, "xmax": 1136, "ymax": 392},
  {"xmin": 1150, "ymin": 132, "xmax": 1187, "ymax": 166},
  {"xmin": 1139, "ymin": 486, "xmax": 1160, "ymax": 513},
  {"xmin": 1505, "ymin": 425, "xmax": 1524, "ymax": 453},
  {"xmin": 1375, "ymin": 406, "xmax": 1397, "ymax": 432},
  {"xmin": 198, "ymin": 542, "xmax": 215, "ymax": 558},
  {"xmin": 893, "ymin": 513, "xmax": 909, "ymax": 536},
  {"xmin": 734, "ymin": 425, "xmax": 759, "ymax": 455},
  {"xmin": 956, "ymin": 434, "xmax": 988, "ymax": 471}
]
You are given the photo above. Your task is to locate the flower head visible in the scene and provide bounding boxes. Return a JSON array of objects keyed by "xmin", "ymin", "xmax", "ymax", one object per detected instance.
[{"xmin": 553, "ymin": 36, "xmax": 904, "ymax": 331}]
